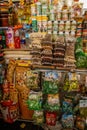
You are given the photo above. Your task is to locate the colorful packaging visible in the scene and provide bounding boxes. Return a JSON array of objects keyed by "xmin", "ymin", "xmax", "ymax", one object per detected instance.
[
  {"xmin": 6, "ymin": 27, "xmax": 15, "ymax": 49},
  {"xmin": 46, "ymin": 112, "xmax": 57, "ymax": 126}
]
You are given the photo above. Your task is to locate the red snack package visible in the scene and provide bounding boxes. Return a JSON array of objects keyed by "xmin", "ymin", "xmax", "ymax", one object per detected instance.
[{"xmin": 46, "ymin": 112, "xmax": 57, "ymax": 126}]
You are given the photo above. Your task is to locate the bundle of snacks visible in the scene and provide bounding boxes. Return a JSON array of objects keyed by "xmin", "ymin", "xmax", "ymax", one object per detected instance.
[
  {"xmin": 41, "ymin": 34, "xmax": 53, "ymax": 65},
  {"xmin": 42, "ymin": 71, "xmax": 60, "ymax": 94},
  {"xmin": 53, "ymin": 36, "xmax": 65, "ymax": 67},
  {"xmin": 15, "ymin": 66, "xmax": 33, "ymax": 120},
  {"xmin": 63, "ymin": 72, "xmax": 79, "ymax": 92},
  {"xmin": 30, "ymin": 32, "xmax": 46, "ymax": 65},
  {"xmin": 27, "ymin": 91, "xmax": 43, "ymax": 110},
  {"xmin": 75, "ymin": 37, "xmax": 87, "ymax": 68},
  {"xmin": 18, "ymin": 89, "xmax": 34, "ymax": 120},
  {"xmin": 64, "ymin": 36, "xmax": 76, "ymax": 68},
  {"xmin": 26, "ymin": 70, "xmax": 40, "ymax": 91},
  {"xmin": 6, "ymin": 59, "xmax": 16, "ymax": 84}
]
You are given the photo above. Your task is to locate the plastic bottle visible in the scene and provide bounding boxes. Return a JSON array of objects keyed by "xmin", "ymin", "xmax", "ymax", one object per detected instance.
[{"xmin": 14, "ymin": 29, "xmax": 20, "ymax": 49}]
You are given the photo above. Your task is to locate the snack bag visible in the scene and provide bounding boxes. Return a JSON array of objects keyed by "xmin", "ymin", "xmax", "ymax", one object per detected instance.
[{"xmin": 27, "ymin": 91, "xmax": 42, "ymax": 110}]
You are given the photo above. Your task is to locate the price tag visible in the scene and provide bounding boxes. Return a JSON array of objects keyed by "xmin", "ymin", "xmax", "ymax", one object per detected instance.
[{"xmin": 79, "ymin": 100, "xmax": 87, "ymax": 108}]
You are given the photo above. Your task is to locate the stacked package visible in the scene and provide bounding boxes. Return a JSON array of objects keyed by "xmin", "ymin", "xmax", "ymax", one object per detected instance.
[
  {"xmin": 53, "ymin": 36, "xmax": 65, "ymax": 67},
  {"xmin": 41, "ymin": 34, "xmax": 53, "ymax": 65}
]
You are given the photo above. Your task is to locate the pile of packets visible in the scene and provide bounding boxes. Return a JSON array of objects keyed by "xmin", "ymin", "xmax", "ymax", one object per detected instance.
[
  {"xmin": 30, "ymin": 33, "xmax": 76, "ymax": 68},
  {"xmin": 0, "ymin": 59, "xmax": 87, "ymax": 130}
]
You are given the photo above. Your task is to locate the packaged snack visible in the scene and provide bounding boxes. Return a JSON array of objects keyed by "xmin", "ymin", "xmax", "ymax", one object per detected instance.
[
  {"xmin": 27, "ymin": 91, "xmax": 42, "ymax": 110},
  {"xmin": 76, "ymin": 116, "xmax": 86, "ymax": 130},
  {"xmin": 26, "ymin": 70, "xmax": 40, "ymax": 91},
  {"xmin": 62, "ymin": 97, "xmax": 73, "ymax": 114},
  {"xmin": 7, "ymin": 59, "xmax": 16, "ymax": 84},
  {"xmin": 33, "ymin": 110, "xmax": 44, "ymax": 124},
  {"xmin": 46, "ymin": 111, "xmax": 57, "ymax": 126},
  {"xmin": 43, "ymin": 80, "xmax": 59, "ymax": 94},
  {"xmin": 0, "ymin": 100, "xmax": 18, "ymax": 123},
  {"xmin": 61, "ymin": 114, "xmax": 74, "ymax": 129},
  {"xmin": 44, "ymin": 94, "xmax": 60, "ymax": 111},
  {"xmin": 79, "ymin": 99, "xmax": 87, "ymax": 117}
]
